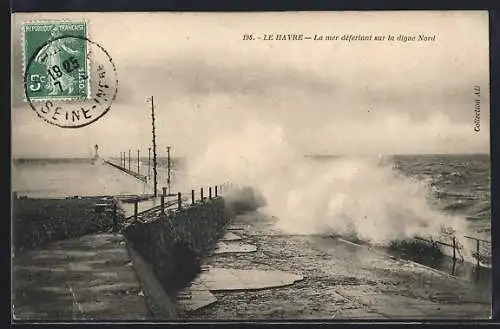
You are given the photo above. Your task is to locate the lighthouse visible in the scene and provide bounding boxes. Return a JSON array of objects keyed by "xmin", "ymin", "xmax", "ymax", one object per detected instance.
[{"xmin": 94, "ymin": 144, "xmax": 99, "ymax": 159}]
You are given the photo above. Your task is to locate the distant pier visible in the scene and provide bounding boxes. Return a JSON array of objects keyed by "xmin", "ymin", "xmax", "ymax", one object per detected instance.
[{"xmin": 104, "ymin": 160, "xmax": 147, "ymax": 183}]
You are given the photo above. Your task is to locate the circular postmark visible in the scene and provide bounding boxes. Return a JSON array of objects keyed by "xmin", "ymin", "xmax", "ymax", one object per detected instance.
[{"xmin": 24, "ymin": 35, "xmax": 118, "ymax": 128}]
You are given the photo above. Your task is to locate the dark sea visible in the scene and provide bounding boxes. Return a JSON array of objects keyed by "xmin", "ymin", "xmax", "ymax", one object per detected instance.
[{"xmin": 392, "ymin": 154, "xmax": 490, "ymax": 242}]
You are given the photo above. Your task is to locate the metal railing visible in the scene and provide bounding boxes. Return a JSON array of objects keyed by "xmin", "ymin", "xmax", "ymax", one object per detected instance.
[
  {"xmin": 124, "ymin": 184, "xmax": 226, "ymax": 223},
  {"xmin": 464, "ymin": 235, "xmax": 492, "ymax": 268},
  {"xmin": 413, "ymin": 234, "xmax": 491, "ymax": 268}
]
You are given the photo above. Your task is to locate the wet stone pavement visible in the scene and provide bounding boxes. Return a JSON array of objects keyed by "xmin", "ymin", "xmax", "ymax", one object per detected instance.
[
  {"xmin": 12, "ymin": 233, "xmax": 151, "ymax": 321},
  {"xmin": 184, "ymin": 211, "xmax": 491, "ymax": 320}
]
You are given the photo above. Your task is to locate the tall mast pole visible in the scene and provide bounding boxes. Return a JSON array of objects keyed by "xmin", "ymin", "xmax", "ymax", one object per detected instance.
[
  {"xmin": 148, "ymin": 147, "xmax": 151, "ymax": 181},
  {"xmin": 150, "ymin": 96, "xmax": 158, "ymax": 197}
]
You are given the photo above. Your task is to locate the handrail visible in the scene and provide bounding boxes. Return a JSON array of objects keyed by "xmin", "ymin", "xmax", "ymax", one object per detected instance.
[
  {"xmin": 124, "ymin": 199, "xmax": 178, "ymax": 220},
  {"xmin": 122, "ymin": 186, "xmax": 224, "ymax": 222},
  {"xmin": 413, "ymin": 233, "xmax": 490, "ymax": 268},
  {"xmin": 414, "ymin": 236, "xmax": 454, "ymax": 248},
  {"xmin": 463, "ymin": 235, "xmax": 491, "ymax": 244}
]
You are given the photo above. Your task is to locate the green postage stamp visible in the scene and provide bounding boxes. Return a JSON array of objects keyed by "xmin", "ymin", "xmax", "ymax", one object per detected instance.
[{"xmin": 23, "ymin": 20, "xmax": 89, "ymax": 101}]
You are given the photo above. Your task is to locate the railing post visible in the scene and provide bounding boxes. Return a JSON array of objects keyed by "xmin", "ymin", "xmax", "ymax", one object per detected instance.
[
  {"xmin": 162, "ymin": 187, "xmax": 167, "ymax": 197},
  {"xmin": 161, "ymin": 194, "xmax": 165, "ymax": 214},
  {"xmin": 476, "ymin": 239, "xmax": 480, "ymax": 268},
  {"xmin": 215, "ymin": 186, "xmax": 218, "ymax": 197},
  {"xmin": 134, "ymin": 199, "xmax": 138, "ymax": 221},
  {"xmin": 113, "ymin": 203, "xmax": 118, "ymax": 232},
  {"xmin": 201, "ymin": 187, "xmax": 204, "ymax": 202},
  {"xmin": 191, "ymin": 190, "xmax": 195, "ymax": 205},
  {"xmin": 452, "ymin": 237, "xmax": 456, "ymax": 263},
  {"xmin": 209, "ymin": 187, "xmax": 212, "ymax": 199},
  {"xmin": 178, "ymin": 192, "xmax": 182, "ymax": 209}
]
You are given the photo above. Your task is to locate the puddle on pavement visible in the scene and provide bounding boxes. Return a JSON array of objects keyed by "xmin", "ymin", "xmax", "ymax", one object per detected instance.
[
  {"xmin": 221, "ymin": 232, "xmax": 242, "ymax": 241},
  {"xmin": 381, "ymin": 246, "xmax": 491, "ymax": 293},
  {"xmin": 213, "ymin": 242, "xmax": 257, "ymax": 254},
  {"xmin": 195, "ymin": 267, "xmax": 304, "ymax": 292}
]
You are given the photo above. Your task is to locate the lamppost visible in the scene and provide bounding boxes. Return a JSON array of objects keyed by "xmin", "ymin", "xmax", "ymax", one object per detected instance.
[
  {"xmin": 137, "ymin": 150, "xmax": 140, "ymax": 175},
  {"xmin": 167, "ymin": 146, "xmax": 171, "ymax": 195}
]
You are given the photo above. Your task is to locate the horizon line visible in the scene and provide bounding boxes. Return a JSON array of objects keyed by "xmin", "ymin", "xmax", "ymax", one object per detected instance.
[{"xmin": 12, "ymin": 152, "xmax": 490, "ymax": 160}]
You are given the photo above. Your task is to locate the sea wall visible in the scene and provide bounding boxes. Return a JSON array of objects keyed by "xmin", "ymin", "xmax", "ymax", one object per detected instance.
[
  {"xmin": 12, "ymin": 196, "xmax": 118, "ymax": 253},
  {"xmin": 123, "ymin": 197, "xmax": 230, "ymax": 300}
]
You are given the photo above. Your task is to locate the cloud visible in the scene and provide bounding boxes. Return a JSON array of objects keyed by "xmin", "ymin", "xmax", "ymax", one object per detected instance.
[
  {"xmin": 11, "ymin": 11, "xmax": 489, "ymax": 157},
  {"xmin": 106, "ymin": 56, "xmax": 487, "ymax": 124},
  {"xmin": 11, "ymin": 58, "xmax": 489, "ymax": 157}
]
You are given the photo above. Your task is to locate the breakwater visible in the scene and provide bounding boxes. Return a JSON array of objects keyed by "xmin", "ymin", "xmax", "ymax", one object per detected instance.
[
  {"xmin": 104, "ymin": 160, "xmax": 147, "ymax": 183},
  {"xmin": 123, "ymin": 196, "xmax": 230, "ymax": 317}
]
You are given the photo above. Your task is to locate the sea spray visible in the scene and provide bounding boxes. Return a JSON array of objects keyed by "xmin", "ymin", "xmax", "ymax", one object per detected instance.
[{"xmin": 184, "ymin": 121, "xmax": 475, "ymax": 256}]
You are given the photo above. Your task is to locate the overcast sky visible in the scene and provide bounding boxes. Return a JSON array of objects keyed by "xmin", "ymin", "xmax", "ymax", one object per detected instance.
[{"xmin": 11, "ymin": 11, "xmax": 490, "ymax": 158}]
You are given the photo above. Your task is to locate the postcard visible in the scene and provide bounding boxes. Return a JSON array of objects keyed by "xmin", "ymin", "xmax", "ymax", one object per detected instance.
[{"xmin": 11, "ymin": 11, "xmax": 491, "ymax": 321}]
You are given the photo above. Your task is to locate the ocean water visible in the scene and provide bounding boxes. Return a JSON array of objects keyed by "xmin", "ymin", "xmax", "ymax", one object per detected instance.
[
  {"xmin": 11, "ymin": 158, "xmax": 151, "ymax": 198},
  {"xmin": 305, "ymin": 154, "xmax": 490, "ymax": 238},
  {"xmin": 391, "ymin": 154, "xmax": 490, "ymax": 242}
]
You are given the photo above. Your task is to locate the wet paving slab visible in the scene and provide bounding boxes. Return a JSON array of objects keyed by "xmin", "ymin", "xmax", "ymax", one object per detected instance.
[
  {"xmin": 12, "ymin": 233, "xmax": 151, "ymax": 321},
  {"xmin": 213, "ymin": 241, "xmax": 257, "ymax": 254},
  {"xmin": 177, "ymin": 283, "xmax": 218, "ymax": 312},
  {"xmin": 221, "ymin": 232, "xmax": 243, "ymax": 241},
  {"xmin": 195, "ymin": 267, "xmax": 304, "ymax": 292},
  {"xmin": 182, "ymin": 211, "xmax": 491, "ymax": 320}
]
